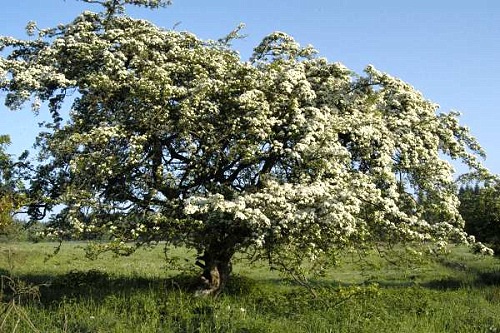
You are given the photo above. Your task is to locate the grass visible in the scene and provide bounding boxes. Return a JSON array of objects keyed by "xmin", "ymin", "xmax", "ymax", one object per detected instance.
[{"xmin": 1, "ymin": 242, "xmax": 500, "ymax": 332}]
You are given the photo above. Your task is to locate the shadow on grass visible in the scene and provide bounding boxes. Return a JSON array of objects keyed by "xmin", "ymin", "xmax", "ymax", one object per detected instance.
[
  {"xmin": 476, "ymin": 270, "xmax": 500, "ymax": 286},
  {"xmin": 3, "ymin": 258, "xmax": 500, "ymax": 307},
  {"xmin": 421, "ymin": 277, "xmax": 465, "ymax": 290},
  {"xmin": 1, "ymin": 269, "xmax": 264, "ymax": 307},
  {"xmin": 422, "ymin": 257, "xmax": 500, "ymax": 290}
]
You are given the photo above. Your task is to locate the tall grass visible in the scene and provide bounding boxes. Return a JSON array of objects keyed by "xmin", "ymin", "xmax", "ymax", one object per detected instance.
[{"xmin": 1, "ymin": 242, "xmax": 500, "ymax": 332}]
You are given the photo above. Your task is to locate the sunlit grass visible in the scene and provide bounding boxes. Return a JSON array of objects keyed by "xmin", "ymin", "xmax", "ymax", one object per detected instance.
[{"xmin": 1, "ymin": 241, "xmax": 500, "ymax": 332}]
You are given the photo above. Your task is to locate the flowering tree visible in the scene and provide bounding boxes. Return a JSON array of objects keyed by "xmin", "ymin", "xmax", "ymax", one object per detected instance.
[{"xmin": 0, "ymin": 0, "xmax": 491, "ymax": 295}]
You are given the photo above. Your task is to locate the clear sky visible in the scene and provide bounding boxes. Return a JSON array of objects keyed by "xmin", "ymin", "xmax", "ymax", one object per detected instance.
[{"xmin": 1, "ymin": 0, "xmax": 499, "ymax": 175}]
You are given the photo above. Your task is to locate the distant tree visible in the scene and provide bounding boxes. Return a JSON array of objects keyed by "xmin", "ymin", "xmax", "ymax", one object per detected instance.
[
  {"xmin": 459, "ymin": 182, "xmax": 500, "ymax": 253},
  {"xmin": 0, "ymin": 135, "xmax": 22, "ymax": 232},
  {"xmin": 0, "ymin": 0, "xmax": 492, "ymax": 295},
  {"xmin": 1, "ymin": 135, "xmax": 14, "ymax": 229}
]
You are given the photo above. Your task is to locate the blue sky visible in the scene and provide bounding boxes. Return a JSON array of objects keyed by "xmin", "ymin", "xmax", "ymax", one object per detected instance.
[{"xmin": 1, "ymin": 0, "xmax": 499, "ymax": 175}]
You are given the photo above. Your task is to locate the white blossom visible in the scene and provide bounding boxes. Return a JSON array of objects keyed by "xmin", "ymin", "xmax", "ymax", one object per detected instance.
[{"xmin": 0, "ymin": 4, "xmax": 492, "ymax": 275}]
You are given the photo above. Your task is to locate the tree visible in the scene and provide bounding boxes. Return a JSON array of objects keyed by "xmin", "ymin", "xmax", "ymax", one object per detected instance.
[
  {"xmin": 0, "ymin": 135, "xmax": 22, "ymax": 232},
  {"xmin": 459, "ymin": 182, "xmax": 500, "ymax": 253},
  {"xmin": 0, "ymin": 136, "xmax": 30, "ymax": 236},
  {"xmin": 0, "ymin": 0, "xmax": 492, "ymax": 295},
  {"xmin": 0, "ymin": 135, "xmax": 14, "ymax": 230}
]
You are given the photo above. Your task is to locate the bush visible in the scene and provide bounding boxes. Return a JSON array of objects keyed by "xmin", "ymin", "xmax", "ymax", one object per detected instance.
[{"xmin": 0, "ymin": 220, "xmax": 46, "ymax": 242}]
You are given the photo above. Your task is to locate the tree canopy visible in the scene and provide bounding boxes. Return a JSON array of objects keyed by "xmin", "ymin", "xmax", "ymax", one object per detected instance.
[{"xmin": 0, "ymin": 0, "xmax": 492, "ymax": 295}]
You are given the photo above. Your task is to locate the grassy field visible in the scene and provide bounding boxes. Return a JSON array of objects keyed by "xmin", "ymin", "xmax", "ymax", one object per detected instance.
[{"xmin": 1, "ymin": 242, "xmax": 500, "ymax": 332}]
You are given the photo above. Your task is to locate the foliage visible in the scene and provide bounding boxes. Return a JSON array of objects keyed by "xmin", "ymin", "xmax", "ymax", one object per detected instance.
[
  {"xmin": 0, "ymin": 0, "xmax": 492, "ymax": 293},
  {"xmin": 0, "ymin": 135, "xmax": 19, "ymax": 231},
  {"xmin": 459, "ymin": 181, "xmax": 500, "ymax": 253},
  {"xmin": 0, "ymin": 135, "xmax": 31, "ymax": 235},
  {"xmin": 0, "ymin": 219, "xmax": 27, "ymax": 241},
  {"xmin": 0, "ymin": 219, "xmax": 46, "ymax": 242}
]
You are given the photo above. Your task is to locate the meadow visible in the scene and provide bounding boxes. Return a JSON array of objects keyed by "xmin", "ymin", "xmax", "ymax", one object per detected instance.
[{"xmin": 1, "ymin": 241, "xmax": 500, "ymax": 332}]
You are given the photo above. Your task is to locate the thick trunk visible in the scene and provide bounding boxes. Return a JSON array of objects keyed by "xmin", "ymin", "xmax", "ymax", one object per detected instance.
[{"xmin": 195, "ymin": 247, "xmax": 233, "ymax": 297}]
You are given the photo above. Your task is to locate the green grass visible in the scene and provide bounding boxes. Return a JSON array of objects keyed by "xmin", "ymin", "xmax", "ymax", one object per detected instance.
[{"xmin": 1, "ymin": 242, "xmax": 500, "ymax": 332}]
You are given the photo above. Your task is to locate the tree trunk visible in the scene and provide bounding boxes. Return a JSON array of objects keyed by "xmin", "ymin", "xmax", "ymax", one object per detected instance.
[{"xmin": 195, "ymin": 247, "xmax": 233, "ymax": 297}]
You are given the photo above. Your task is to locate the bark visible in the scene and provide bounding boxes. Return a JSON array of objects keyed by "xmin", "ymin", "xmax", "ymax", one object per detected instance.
[{"xmin": 195, "ymin": 246, "xmax": 234, "ymax": 297}]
